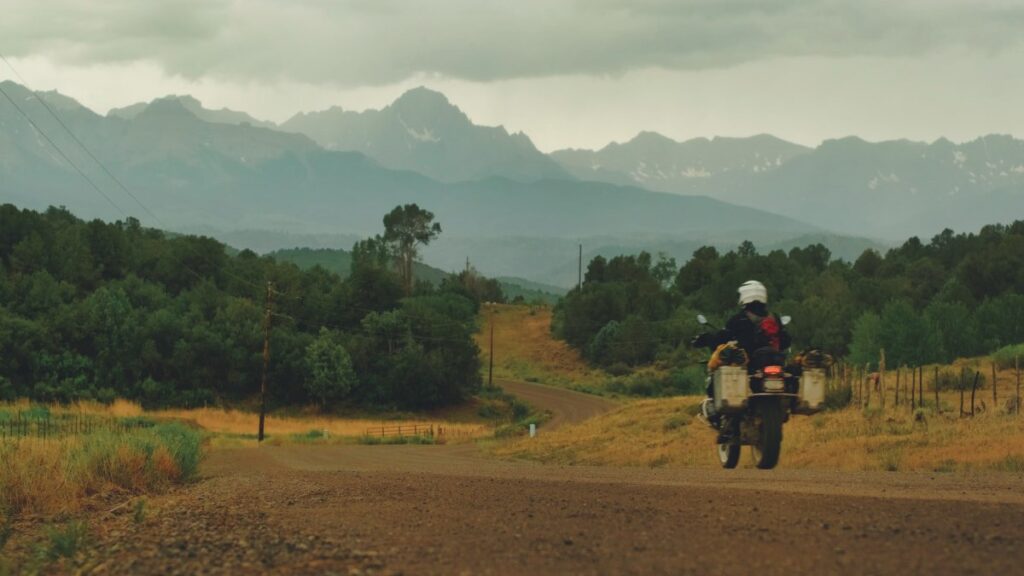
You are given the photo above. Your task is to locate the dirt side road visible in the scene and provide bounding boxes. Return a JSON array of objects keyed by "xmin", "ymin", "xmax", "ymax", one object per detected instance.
[
  {"xmin": 79, "ymin": 381, "xmax": 1024, "ymax": 575},
  {"xmin": 496, "ymin": 377, "xmax": 616, "ymax": 429}
]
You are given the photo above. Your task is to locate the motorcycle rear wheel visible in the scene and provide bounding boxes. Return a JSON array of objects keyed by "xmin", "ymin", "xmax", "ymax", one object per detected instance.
[
  {"xmin": 751, "ymin": 400, "xmax": 783, "ymax": 470},
  {"xmin": 717, "ymin": 442, "xmax": 741, "ymax": 469}
]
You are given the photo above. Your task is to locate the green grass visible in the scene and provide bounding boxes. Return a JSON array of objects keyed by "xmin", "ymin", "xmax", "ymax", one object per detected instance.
[
  {"xmin": 43, "ymin": 521, "xmax": 89, "ymax": 561},
  {"xmin": 133, "ymin": 498, "xmax": 148, "ymax": 525}
]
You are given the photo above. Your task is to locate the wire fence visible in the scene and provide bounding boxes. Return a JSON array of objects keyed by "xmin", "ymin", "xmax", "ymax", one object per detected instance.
[
  {"xmin": 0, "ymin": 413, "xmax": 155, "ymax": 441},
  {"xmin": 845, "ymin": 354, "xmax": 1022, "ymax": 418}
]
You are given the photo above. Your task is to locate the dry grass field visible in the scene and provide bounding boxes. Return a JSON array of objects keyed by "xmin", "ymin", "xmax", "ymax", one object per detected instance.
[
  {"xmin": 151, "ymin": 406, "xmax": 489, "ymax": 445},
  {"xmin": 476, "ymin": 304, "xmax": 609, "ymax": 388},
  {"xmin": 0, "ymin": 422, "xmax": 201, "ymax": 523},
  {"xmin": 0, "ymin": 399, "xmax": 492, "ymax": 446},
  {"xmin": 493, "ymin": 389, "xmax": 1024, "ymax": 472}
]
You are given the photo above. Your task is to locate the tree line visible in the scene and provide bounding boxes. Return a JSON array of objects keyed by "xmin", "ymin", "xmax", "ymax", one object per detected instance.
[
  {"xmin": 0, "ymin": 203, "xmax": 489, "ymax": 410},
  {"xmin": 555, "ymin": 223, "xmax": 1024, "ymax": 371}
]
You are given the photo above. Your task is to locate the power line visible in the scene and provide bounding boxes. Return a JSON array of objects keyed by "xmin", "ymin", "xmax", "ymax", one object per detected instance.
[
  {"xmin": 0, "ymin": 57, "xmax": 542, "ymax": 337},
  {"xmin": 0, "ymin": 81, "xmax": 126, "ymax": 218},
  {"xmin": 0, "ymin": 52, "xmax": 162, "ymax": 227},
  {"xmin": 0, "ymin": 55, "xmax": 271, "ymax": 295}
]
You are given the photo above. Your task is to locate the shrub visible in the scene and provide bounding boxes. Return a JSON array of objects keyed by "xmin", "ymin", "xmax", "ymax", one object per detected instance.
[
  {"xmin": 45, "ymin": 521, "xmax": 89, "ymax": 560},
  {"xmin": 477, "ymin": 404, "xmax": 503, "ymax": 419},
  {"xmin": 825, "ymin": 385, "xmax": 853, "ymax": 410},
  {"xmin": 934, "ymin": 369, "xmax": 987, "ymax": 391},
  {"xmin": 607, "ymin": 362, "xmax": 632, "ymax": 377},
  {"xmin": 663, "ymin": 414, "xmax": 691, "ymax": 431},
  {"xmin": 992, "ymin": 343, "xmax": 1024, "ymax": 371},
  {"xmin": 605, "ymin": 380, "xmax": 628, "ymax": 395},
  {"xmin": 510, "ymin": 401, "xmax": 531, "ymax": 421}
]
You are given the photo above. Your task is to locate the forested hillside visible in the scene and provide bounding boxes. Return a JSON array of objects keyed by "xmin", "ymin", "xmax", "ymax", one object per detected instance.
[
  {"xmin": 555, "ymin": 223, "xmax": 1024, "ymax": 369},
  {"xmin": 0, "ymin": 204, "xmax": 482, "ymax": 409}
]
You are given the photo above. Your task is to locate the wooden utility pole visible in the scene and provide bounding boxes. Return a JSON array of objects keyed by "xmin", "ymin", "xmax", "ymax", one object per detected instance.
[
  {"xmin": 577, "ymin": 243, "xmax": 583, "ymax": 292},
  {"xmin": 488, "ymin": 307, "xmax": 495, "ymax": 388},
  {"xmin": 258, "ymin": 281, "xmax": 273, "ymax": 443}
]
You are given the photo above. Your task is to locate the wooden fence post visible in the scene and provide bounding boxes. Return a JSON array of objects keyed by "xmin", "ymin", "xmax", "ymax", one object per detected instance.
[
  {"xmin": 971, "ymin": 371, "xmax": 979, "ymax": 417},
  {"xmin": 865, "ymin": 363, "xmax": 872, "ymax": 409},
  {"xmin": 935, "ymin": 366, "xmax": 940, "ymax": 413},
  {"xmin": 1016, "ymin": 355, "xmax": 1021, "ymax": 416},
  {"xmin": 992, "ymin": 362, "xmax": 998, "ymax": 408},
  {"xmin": 913, "ymin": 364, "xmax": 921, "ymax": 409},
  {"xmin": 880, "ymin": 349, "xmax": 886, "ymax": 411},
  {"xmin": 856, "ymin": 365, "xmax": 863, "ymax": 407},
  {"xmin": 959, "ymin": 368, "xmax": 965, "ymax": 417},
  {"xmin": 897, "ymin": 364, "xmax": 905, "ymax": 405},
  {"xmin": 919, "ymin": 366, "xmax": 924, "ymax": 410}
]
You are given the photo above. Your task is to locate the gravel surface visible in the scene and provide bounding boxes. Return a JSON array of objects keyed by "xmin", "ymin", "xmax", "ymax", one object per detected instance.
[
  {"xmin": 82, "ymin": 447, "xmax": 1024, "ymax": 575},
  {"xmin": 64, "ymin": 380, "xmax": 1024, "ymax": 574}
]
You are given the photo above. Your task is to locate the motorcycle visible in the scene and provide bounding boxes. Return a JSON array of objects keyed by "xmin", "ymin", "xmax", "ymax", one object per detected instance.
[{"xmin": 693, "ymin": 314, "xmax": 827, "ymax": 470}]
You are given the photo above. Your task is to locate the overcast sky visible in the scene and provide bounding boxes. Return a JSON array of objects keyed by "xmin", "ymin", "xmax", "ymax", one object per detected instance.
[{"xmin": 2, "ymin": 0, "xmax": 1023, "ymax": 151}]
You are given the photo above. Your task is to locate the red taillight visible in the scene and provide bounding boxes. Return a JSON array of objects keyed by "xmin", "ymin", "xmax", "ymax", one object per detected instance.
[{"xmin": 764, "ymin": 365, "xmax": 783, "ymax": 376}]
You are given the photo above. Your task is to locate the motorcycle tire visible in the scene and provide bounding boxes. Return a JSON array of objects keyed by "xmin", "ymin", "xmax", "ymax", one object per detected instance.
[
  {"xmin": 717, "ymin": 442, "xmax": 741, "ymax": 469},
  {"xmin": 751, "ymin": 400, "xmax": 783, "ymax": 470}
]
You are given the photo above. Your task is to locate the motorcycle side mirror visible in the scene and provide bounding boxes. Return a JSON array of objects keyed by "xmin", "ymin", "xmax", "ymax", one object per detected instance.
[
  {"xmin": 780, "ymin": 315, "xmax": 791, "ymax": 326},
  {"xmin": 697, "ymin": 314, "xmax": 708, "ymax": 325}
]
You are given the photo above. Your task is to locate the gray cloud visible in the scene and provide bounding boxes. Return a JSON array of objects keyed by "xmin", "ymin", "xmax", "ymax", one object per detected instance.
[{"xmin": 2, "ymin": 0, "xmax": 1023, "ymax": 86}]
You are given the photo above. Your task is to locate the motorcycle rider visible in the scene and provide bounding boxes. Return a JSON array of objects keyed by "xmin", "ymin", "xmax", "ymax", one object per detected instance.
[
  {"xmin": 693, "ymin": 280, "xmax": 791, "ymax": 359},
  {"xmin": 692, "ymin": 280, "xmax": 792, "ymax": 402}
]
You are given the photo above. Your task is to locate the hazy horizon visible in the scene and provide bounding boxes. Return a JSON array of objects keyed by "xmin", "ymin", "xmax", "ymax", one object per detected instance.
[
  {"xmin": 2, "ymin": 0, "xmax": 1023, "ymax": 152},
  {"xmin": 3, "ymin": 76, "xmax": 1020, "ymax": 154}
]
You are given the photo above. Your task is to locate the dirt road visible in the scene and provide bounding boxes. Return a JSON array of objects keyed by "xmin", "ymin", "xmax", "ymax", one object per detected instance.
[
  {"xmin": 496, "ymin": 377, "xmax": 616, "ymax": 429},
  {"xmin": 82, "ymin": 381, "xmax": 1024, "ymax": 575}
]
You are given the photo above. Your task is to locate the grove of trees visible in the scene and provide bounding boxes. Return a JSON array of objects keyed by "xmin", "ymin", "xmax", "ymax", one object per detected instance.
[
  {"xmin": 555, "ymin": 223, "xmax": 1024, "ymax": 371},
  {"xmin": 0, "ymin": 203, "xmax": 483, "ymax": 410}
]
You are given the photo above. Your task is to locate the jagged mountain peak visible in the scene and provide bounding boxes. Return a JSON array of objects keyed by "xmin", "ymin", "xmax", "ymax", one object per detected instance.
[
  {"xmin": 629, "ymin": 131, "xmax": 677, "ymax": 145},
  {"xmin": 135, "ymin": 97, "xmax": 201, "ymax": 122},
  {"xmin": 392, "ymin": 86, "xmax": 452, "ymax": 108},
  {"xmin": 387, "ymin": 86, "xmax": 469, "ymax": 128},
  {"xmin": 280, "ymin": 87, "xmax": 569, "ymax": 183},
  {"xmin": 0, "ymin": 80, "xmax": 90, "ymax": 114}
]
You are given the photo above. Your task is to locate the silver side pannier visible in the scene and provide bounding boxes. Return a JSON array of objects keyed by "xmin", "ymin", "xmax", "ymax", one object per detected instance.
[{"xmin": 713, "ymin": 366, "xmax": 749, "ymax": 413}]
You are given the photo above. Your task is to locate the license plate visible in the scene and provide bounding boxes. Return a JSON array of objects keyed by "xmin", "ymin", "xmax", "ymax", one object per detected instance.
[{"xmin": 764, "ymin": 379, "xmax": 784, "ymax": 392}]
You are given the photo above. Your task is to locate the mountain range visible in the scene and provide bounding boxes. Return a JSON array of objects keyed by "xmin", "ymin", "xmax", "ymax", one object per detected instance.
[
  {"xmin": 4, "ymin": 79, "xmax": 1019, "ymax": 284},
  {"xmin": 0, "ymin": 80, "xmax": 832, "ymax": 287},
  {"xmin": 553, "ymin": 132, "xmax": 1024, "ymax": 238},
  {"xmin": 280, "ymin": 87, "xmax": 569, "ymax": 183}
]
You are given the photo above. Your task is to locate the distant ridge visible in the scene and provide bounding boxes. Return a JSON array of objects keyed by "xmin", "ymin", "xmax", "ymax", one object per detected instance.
[
  {"xmin": 281, "ymin": 87, "xmax": 570, "ymax": 183},
  {"xmin": 109, "ymin": 95, "xmax": 277, "ymax": 129}
]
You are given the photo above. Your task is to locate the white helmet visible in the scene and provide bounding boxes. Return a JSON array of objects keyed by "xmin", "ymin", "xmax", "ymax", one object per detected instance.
[{"xmin": 737, "ymin": 280, "xmax": 767, "ymax": 306}]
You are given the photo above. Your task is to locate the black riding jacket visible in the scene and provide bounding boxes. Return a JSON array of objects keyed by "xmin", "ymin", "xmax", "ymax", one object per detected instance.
[{"xmin": 713, "ymin": 310, "xmax": 791, "ymax": 358}]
